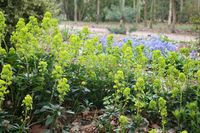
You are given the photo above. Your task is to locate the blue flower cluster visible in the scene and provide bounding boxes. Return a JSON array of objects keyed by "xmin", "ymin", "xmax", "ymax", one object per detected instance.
[
  {"xmin": 100, "ymin": 36, "xmax": 177, "ymax": 51},
  {"xmin": 100, "ymin": 35, "xmax": 177, "ymax": 58}
]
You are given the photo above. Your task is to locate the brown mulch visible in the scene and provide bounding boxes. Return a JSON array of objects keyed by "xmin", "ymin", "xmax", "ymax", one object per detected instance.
[
  {"xmin": 70, "ymin": 109, "xmax": 103, "ymax": 133},
  {"xmin": 29, "ymin": 110, "xmax": 103, "ymax": 133}
]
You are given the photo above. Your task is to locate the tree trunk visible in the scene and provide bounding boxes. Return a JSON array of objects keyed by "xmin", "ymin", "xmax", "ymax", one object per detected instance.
[
  {"xmin": 63, "ymin": 0, "xmax": 68, "ymax": 20},
  {"xmin": 171, "ymin": 0, "xmax": 176, "ymax": 33},
  {"xmin": 149, "ymin": 0, "xmax": 154, "ymax": 29},
  {"xmin": 138, "ymin": 0, "xmax": 141, "ymax": 22},
  {"xmin": 96, "ymin": 0, "xmax": 100, "ymax": 24},
  {"xmin": 133, "ymin": 0, "xmax": 136, "ymax": 10},
  {"xmin": 134, "ymin": 0, "xmax": 137, "ymax": 22},
  {"xmin": 168, "ymin": 0, "xmax": 172, "ymax": 25},
  {"xmin": 144, "ymin": 0, "xmax": 147, "ymax": 26},
  {"xmin": 136, "ymin": 0, "xmax": 140, "ymax": 23},
  {"xmin": 179, "ymin": 0, "xmax": 183, "ymax": 22},
  {"xmin": 121, "ymin": 0, "xmax": 125, "ymax": 14},
  {"xmin": 180, "ymin": 0, "xmax": 183, "ymax": 13},
  {"xmin": 120, "ymin": 0, "xmax": 125, "ymax": 28},
  {"xmin": 198, "ymin": 0, "xmax": 200, "ymax": 12},
  {"xmin": 153, "ymin": 0, "xmax": 156, "ymax": 22},
  {"xmin": 74, "ymin": 0, "xmax": 77, "ymax": 22}
]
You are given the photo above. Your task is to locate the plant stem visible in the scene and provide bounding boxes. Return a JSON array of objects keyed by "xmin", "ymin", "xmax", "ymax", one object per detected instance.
[{"xmin": 50, "ymin": 81, "xmax": 57, "ymax": 102}]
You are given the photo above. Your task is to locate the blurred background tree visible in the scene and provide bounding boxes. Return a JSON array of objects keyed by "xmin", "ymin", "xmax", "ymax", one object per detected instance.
[
  {"xmin": 60, "ymin": 0, "xmax": 200, "ymax": 23},
  {"xmin": 1, "ymin": 0, "xmax": 199, "ymax": 36}
]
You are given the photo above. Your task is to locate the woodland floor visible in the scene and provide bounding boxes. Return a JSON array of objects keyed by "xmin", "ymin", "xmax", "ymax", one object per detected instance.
[{"xmin": 59, "ymin": 21, "xmax": 196, "ymax": 43}]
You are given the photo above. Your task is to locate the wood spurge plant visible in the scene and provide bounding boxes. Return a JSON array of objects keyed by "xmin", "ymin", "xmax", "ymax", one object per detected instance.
[
  {"xmin": 0, "ymin": 64, "xmax": 12, "ymax": 110},
  {"xmin": 20, "ymin": 94, "xmax": 33, "ymax": 133},
  {"xmin": 0, "ymin": 10, "xmax": 199, "ymax": 133}
]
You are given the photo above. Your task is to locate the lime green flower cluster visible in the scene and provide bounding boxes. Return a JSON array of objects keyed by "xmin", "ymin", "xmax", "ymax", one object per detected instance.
[
  {"xmin": 1, "ymin": 64, "xmax": 13, "ymax": 85},
  {"xmin": 134, "ymin": 65, "xmax": 143, "ymax": 79},
  {"xmin": 52, "ymin": 65, "xmax": 71, "ymax": 104},
  {"xmin": 57, "ymin": 50, "xmax": 71, "ymax": 67},
  {"xmin": 52, "ymin": 65, "xmax": 63, "ymax": 79},
  {"xmin": 172, "ymin": 108, "xmax": 184, "ymax": 127},
  {"xmin": 41, "ymin": 12, "xmax": 58, "ymax": 31},
  {"xmin": 0, "ymin": 11, "xmax": 6, "ymax": 44},
  {"xmin": 134, "ymin": 45, "xmax": 147, "ymax": 66},
  {"xmin": 38, "ymin": 61, "xmax": 48, "ymax": 74},
  {"xmin": 52, "ymin": 32, "xmax": 63, "ymax": 52},
  {"xmin": 69, "ymin": 34, "xmax": 81, "ymax": 48},
  {"xmin": 105, "ymin": 35, "xmax": 114, "ymax": 54},
  {"xmin": 38, "ymin": 61, "xmax": 48, "ymax": 88},
  {"xmin": 167, "ymin": 66, "xmax": 180, "ymax": 89},
  {"xmin": 21, "ymin": 94, "xmax": 33, "ymax": 132},
  {"xmin": 186, "ymin": 101, "xmax": 199, "ymax": 119},
  {"xmin": 119, "ymin": 115, "xmax": 129, "ymax": 131},
  {"xmin": 112, "ymin": 70, "xmax": 131, "ymax": 115},
  {"xmin": 152, "ymin": 50, "xmax": 166, "ymax": 77},
  {"xmin": 152, "ymin": 50, "xmax": 161, "ymax": 67},
  {"xmin": 149, "ymin": 100, "xmax": 157, "ymax": 110},
  {"xmin": 11, "ymin": 17, "xmax": 37, "ymax": 57},
  {"xmin": 80, "ymin": 26, "xmax": 89, "ymax": 39},
  {"xmin": 121, "ymin": 43, "xmax": 133, "ymax": 66},
  {"xmin": 178, "ymin": 72, "xmax": 186, "ymax": 104},
  {"xmin": 0, "ymin": 64, "xmax": 12, "ymax": 109},
  {"xmin": 180, "ymin": 48, "xmax": 190, "ymax": 57},
  {"xmin": 113, "ymin": 70, "xmax": 125, "ymax": 91},
  {"xmin": 119, "ymin": 115, "xmax": 128, "ymax": 125},
  {"xmin": 114, "ymin": 70, "xmax": 131, "ymax": 98},
  {"xmin": 158, "ymin": 97, "xmax": 167, "ymax": 132},
  {"xmin": 113, "ymin": 70, "xmax": 131, "ymax": 98},
  {"xmin": 157, "ymin": 56, "xmax": 166, "ymax": 77},
  {"xmin": 153, "ymin": 78, "xmax": 161, "ymax": 94},
  {"xmin": 11, "ymin": 11, "xmax": 60, "ymax": 58},
  {"xmin": 183, "ymin": 60, "xmax": 195, "ymax": 75},
  {"xmin": 181, "ymin": 130, "xmax": 188, "ymax": 133},
  {"xmin": 57, "ymin": 78, "xmax": 70, "ymax": 104},
  {"xmin": 171, "ymin": 73, "xmax": 186, "ymax": 128},
  {"xmin": 167, "ymin": 51, "xmax": 177, "ymax": 65},
  {"xmin": 197, "ymin": 70, "xmax": 200, "ymax": 85},
  {"xmin": 0, "ymin": 46, "xmax": 6, "ymax": 58},
  {"xmin": 179, "ymin": 73, "xmax": 186, "ymax": 83},
  {"xmin": 22, "ymin": 94, "xmax": 33, "ymax": 111},
  {"xmin": 148, "ymin": 129, "xmax": 157, "ymax": 133},
  {"xmin": 134, "ymin": 77, "xmax": 145, "ymax": 114},
  {"xmin": 83, "ymin": 37, "xmax": 99, "ymax": 55},
  {"xmin": 0, "ymin": 80, "xmax": 7, "ymax": 109}
]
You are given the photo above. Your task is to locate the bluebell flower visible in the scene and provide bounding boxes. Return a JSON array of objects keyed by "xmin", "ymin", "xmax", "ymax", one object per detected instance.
[{"xmin": 99, "ymin": 35, "xmax": 178, "ymax": 58}]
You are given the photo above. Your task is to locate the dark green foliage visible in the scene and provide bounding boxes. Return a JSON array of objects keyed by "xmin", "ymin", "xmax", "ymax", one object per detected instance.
[
  {"xmin": 104, "ymin": 5, "xmax": 135, "ymax": 22},
  {"xmin": 108, "ymin": 26, "xmax": 126, "ymax": 34}
]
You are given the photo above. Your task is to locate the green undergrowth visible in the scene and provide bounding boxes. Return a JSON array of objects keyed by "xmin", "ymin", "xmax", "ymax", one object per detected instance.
[{"xmin": 0, "ymin": 12, "xmax": 199, "ymax": 133}]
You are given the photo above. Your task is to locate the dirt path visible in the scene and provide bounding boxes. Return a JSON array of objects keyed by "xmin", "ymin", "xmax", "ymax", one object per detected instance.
[{"xmin": 59, "ymin": 24, "xmax": 196, "ymax": 42}]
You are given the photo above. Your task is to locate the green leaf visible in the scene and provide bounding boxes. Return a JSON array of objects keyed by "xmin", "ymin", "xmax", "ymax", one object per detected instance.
[
  {"xmin": 62, "ymin": 130, "xmax": 69, "ymax": 133},
  {"xmin": 45, "ymin": 115, "xmax": 54, "ymax": 126},
  {"xmin": 44, "ymin": 129, "xmax": 53, "ymax": 133}
]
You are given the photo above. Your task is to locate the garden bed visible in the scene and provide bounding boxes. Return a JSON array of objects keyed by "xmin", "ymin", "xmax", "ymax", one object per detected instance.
[{"xmin": 0, "ymin": 12, "xmax": 199, "ymax": 133}]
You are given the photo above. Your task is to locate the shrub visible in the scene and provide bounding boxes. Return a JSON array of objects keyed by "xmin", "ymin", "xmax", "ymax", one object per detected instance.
[
  {"xmin": 107, "ymin": 26, "xmax": 126, "ymax": 34},
  {"xmin": 104, "ymin": 5, "xmax": 135, "ymax": 22}
]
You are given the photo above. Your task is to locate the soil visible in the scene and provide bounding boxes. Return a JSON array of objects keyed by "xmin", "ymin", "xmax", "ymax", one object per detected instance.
[
  {"xmin": 29, "ymin": 110, "xmax": 103, "ymax": 133},
  {"xmin": 59, "ymin": 24, "xmax": 197, "ymax": 43}
]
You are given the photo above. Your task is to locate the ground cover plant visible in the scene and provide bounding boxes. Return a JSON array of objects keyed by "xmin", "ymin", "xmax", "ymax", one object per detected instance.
[{"xmin": 0, "ymin": 12, "xmax": 200, "ymax": 133}]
